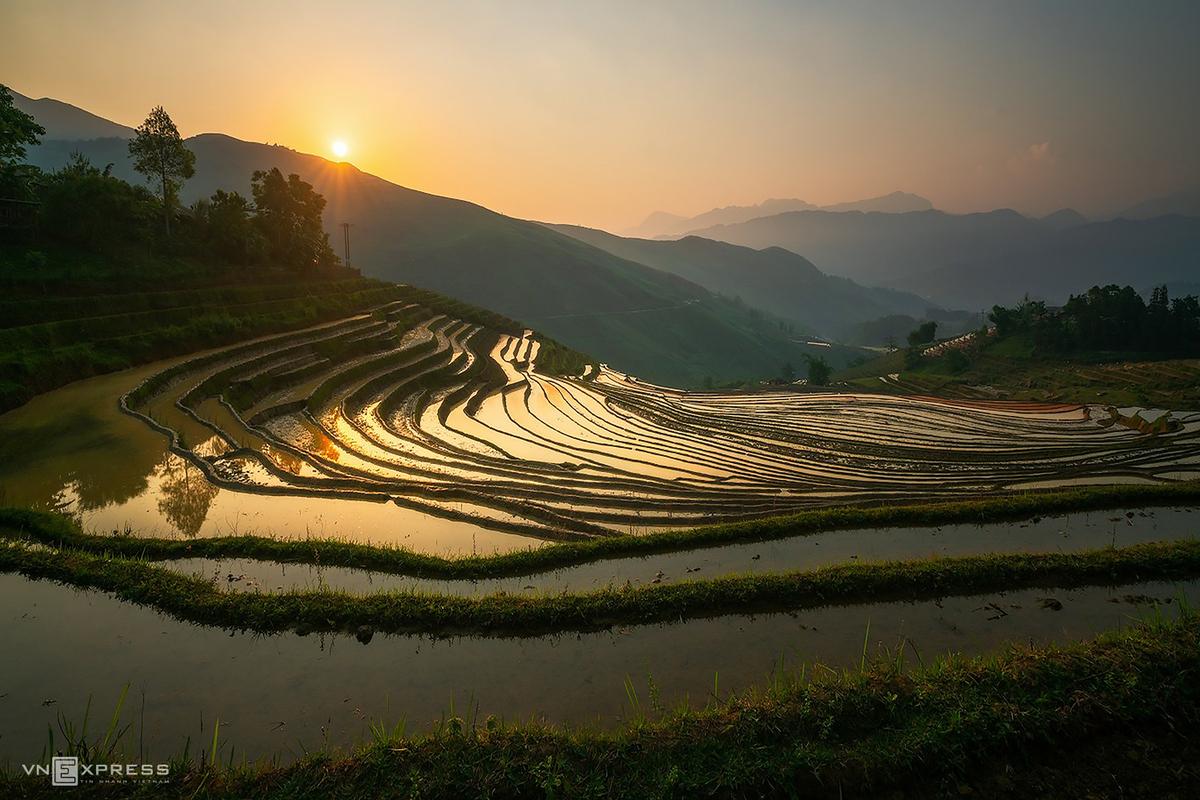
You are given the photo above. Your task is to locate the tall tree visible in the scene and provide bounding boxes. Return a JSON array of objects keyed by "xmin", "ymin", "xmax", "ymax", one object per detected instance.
[
  {"xmin": 0, "ymin": 83, "xmax": 46, "ymax": 200},
  {"xmin": 251, "ymin": 167, "xmax": 337, "ymax": 269},
  {"xmin": 128, "ymin": 106, "xmax": 195, "ymax": 235},
  {"xmin": 803, "ymin": 354, "xmax": 832, "ymax": 386}
]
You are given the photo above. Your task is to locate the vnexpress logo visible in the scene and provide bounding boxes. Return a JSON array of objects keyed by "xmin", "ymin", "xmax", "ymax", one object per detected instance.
[
  {"xmin": 23, "ymin": 757, "xmax": 169, "ymax": 785},
  {"xmin": 52, "ymin": 756, "xmax": 79, "ymax": 787}
]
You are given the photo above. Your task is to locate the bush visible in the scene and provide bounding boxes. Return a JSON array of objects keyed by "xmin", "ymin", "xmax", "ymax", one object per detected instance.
[
  {"xmin": 39, "ymin": 169, "xmax": 158, "ymax": 252},
  {"xmin": 945, "ymin": 348, "xmax": 970, "ymax": 374}
]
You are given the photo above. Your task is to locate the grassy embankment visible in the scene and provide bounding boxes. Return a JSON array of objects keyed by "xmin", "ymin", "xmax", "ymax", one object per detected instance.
[
  {"xmin": 5, "ymin": 483, "xmax": 1199, "ymax": 582},
  {"xmin": 2, "ymin": 531, "xmax": 1199, "ymax": 638},
  {"xmin": 3, "ymin": 493, "xmax": 1200, "ymax": 795},
  {"xmin": 2, "ymin": 604, "xmax": 1198, "ymax": 798},
  {"xmin": 3, "ymin": 482, "xmax": 1200, "ymax": 637},
  {"xmin": 836, "ymin": 333, "xmax": 1200, "ymax": 410}
]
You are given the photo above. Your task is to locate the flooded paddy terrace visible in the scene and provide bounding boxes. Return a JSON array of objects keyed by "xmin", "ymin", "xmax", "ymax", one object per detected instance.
[{"xmin": 2, "ymin": 303, "xmax": 1199, "ymax": 763}]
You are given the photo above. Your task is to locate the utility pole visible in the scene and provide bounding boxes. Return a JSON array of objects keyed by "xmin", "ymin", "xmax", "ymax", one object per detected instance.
[{"xmin": 339, "ymin": 222, "xmax": 353, "ymax": 268}]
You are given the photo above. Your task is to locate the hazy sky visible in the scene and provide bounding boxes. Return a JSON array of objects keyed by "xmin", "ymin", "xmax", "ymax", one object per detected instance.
[{"xmin": 4, "ymin": 0, "xmax": 1198, "ymax": 230}]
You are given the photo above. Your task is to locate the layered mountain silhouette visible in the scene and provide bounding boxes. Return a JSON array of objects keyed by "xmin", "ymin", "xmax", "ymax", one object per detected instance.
[
  {"xmin": 621, "ymin": 199, "xmax": 818, "ymax": 239},
  {"xmin": 22, "ymin": 90, "xmax": 1197, "ymax": 353},
  {"xmin": 1112, "ymin": 186, "xmax": 1200, "ymax": 221},
  {"xmin": 624, "ymin": 191, "xmax": 932, "ymax": 239},
  {"xmin": 679, "ymin": 208, "xmax": 1200, "ymax": 310},
  {"xmin": 544, "ymin": 224, "xmax": 931, "ymax": 341},
  {"xmin": 818, "ymin": 191, "xmax": 933, "ymax": 215},
  {"xmin": 18, "ymin": 94, "xmax": 847, "ymax": 386},
  {"xmin": 10, "ymin": 89, "xmax": 136, "ymax": 140},
  {"xmin": 1037, "ymin": 209, "xmax": 1089, "ymax": 230}
]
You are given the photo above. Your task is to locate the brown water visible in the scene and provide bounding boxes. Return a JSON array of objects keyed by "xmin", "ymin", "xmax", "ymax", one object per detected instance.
[
  {"xmin": 162, "ymin": 506, "xmax": 1200, "ymax": 596},
  {"xmin": 3, "ymin": 342, "xmax": 1199, "ymax": 767},
  {"xmin": 5, "ymin": 344, "xmax": 1200, "ymax": 552},
  {"xmin": 0, "ymin": 364, "xmax": 535, "ymax": 555},
  {"xmin": 0, "ymin": 571, "xmax": 1192, "ymax": 765}
]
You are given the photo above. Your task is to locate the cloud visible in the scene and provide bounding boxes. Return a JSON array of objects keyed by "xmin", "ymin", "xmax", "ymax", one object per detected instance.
[{"xmin": 1007, "ymin": 141, "xmax": 1055, "ymax": 172}]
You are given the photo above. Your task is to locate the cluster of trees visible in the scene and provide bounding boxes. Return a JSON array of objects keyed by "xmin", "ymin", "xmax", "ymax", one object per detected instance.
[
  {"xmin": 907, "ymin": 320, "xmax": 937, "ymax": 346},
  {"xmin": 38, "ymin": 153, "xmax": 159, "ymax": 251},
  {"xmin": 899, "ymin": 320, "xmax": 941, "ymax": 368},
  {"xmin": 989, "ymin": 285, "xmax": 1200, "ymax": 356},
  {"xmin": 1, "ymin": 85, "xmax": 338, "ymax": 271},
  {"xmin": 0, "ymin": 85, "xmax": 45, "ymax": 202},
  {"xmin": 773, "ymin": 355, "xmax": 831, "ymax": 386}
]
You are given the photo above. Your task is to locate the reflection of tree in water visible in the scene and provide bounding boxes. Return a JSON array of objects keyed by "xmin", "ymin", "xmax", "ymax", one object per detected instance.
[
  {"xmin": 13, "ymin": 411, "xmax": 163, "ymax": 512},
  {"xmin": 156, "ymin": 455, "xmax": 219, "ymax": 538},
  {"xmin": 71, "ymin": 463, "xmax": 152, "ymax": 512}
]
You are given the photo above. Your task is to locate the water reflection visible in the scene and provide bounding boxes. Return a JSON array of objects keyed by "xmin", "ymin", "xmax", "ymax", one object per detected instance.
[
  {"xmin": 1, "ymin": 572, "xmax": 1194, "ymax": 765},
  {"xmin": 156, "ymin": 456, "xmax": 219, "ymax": 538},
  {"xmin": 161, "ymin": 507, "xmax": 1200, "ymax": 597},
  {"xmin": 264, "ymin": 445, "xmax": 305, "ymax": 476},
  {"xmin": 0, "ymin": 406, "xmax": 160, "ymax": 513},
  {"xmin": 0, "ymin": 363, "xmax": 536, "ymax": 553}
]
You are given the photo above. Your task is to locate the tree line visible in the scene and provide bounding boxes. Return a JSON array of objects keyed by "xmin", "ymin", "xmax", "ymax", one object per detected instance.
[
  {"xmin": 1, "ymin": 85, "xmax": 338, "ymax": 271},
  {"xmin": 989, "ymin": 285, "xmax": 1200, "ymax": 357}
]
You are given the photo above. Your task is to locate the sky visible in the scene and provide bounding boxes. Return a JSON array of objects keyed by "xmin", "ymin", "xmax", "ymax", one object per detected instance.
[{"xmin": 3, "ymin": 0, "xmax": 1198, "ymax": 231}]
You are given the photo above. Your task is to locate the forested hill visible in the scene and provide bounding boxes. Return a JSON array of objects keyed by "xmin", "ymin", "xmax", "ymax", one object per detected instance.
[
  {"xmin": 545, "ymin": 223, "xmax": 932, "ymax": 341},
  {"xmin": 17, "ymin": 102, "xmax": 853, "ymax": 388}
]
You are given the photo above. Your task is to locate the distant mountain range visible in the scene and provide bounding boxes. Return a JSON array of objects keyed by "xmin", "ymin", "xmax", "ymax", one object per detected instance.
[
  {"xmin": 623, "ymin": 173, "xmax": 1200, "ymax": 310},
  {"xmin": 544, "ymin": 225, "xmax": 932, "ymax": 341},
  {"xmin": 10, "ymin": 90, "xmax": 136, "ymax": 140},
  {"xmin": 820, "ymin": 191, "xmax": 934, "ymax": 215},
  {"xmin": 1037, "ymin": 208, "xmax": 1090, "ymax": 230},
  {"xmin": 18, "ymin": 88, "xmax": 1199, "ymax": 349},
  {"xmin": 15, "ymin": 92, "xmax": 853, "ymax": 386},
  {"xmin": 622, "ymin": 191, "xmax": 933, "ymax": 238},
  {"xmin": 675, "ymin": 207, "xmax": 1200, "ymax": 310},
  {"xmin": 1112, "ymin": 186, "xmax": 1200, "ymax": 221}
]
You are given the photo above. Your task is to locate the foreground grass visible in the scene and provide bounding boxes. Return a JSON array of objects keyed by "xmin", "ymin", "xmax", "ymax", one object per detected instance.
[
  {"xmin": 3, "ymin": 482, "xmax": 1199, "ymax": 581},
  {"xmin": 3, "ymin": 608, "xmax": 1198, "ymax": 798},
  {"xmin": 2, "ymin": 494, "xmax": 1198, "ymax": 796}
]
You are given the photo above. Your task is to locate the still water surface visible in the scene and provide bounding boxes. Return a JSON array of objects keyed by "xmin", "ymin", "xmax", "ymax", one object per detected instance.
[
  {"xmin": 3, "ymin": 355, "xmax": 1199, "ymax": 766},
  {"xmin": 165, "ymin": 507, "xmax": 1199, "ymax": 596},
  {"xmin": 1, "ymin": 572, "xmax": 1192, "ymax": 764},
  {"xmin": 0, "ymin": 362, "xmax": 534, "ymax": 555}
]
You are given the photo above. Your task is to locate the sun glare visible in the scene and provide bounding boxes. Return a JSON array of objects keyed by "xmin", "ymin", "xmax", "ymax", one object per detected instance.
[{"xmin": 332, "ymin": 140, "xmax": 349, "ymax": 159}]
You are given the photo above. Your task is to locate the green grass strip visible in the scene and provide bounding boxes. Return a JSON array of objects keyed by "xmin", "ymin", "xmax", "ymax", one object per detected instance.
[
  {"xmin": 3, "ymin": 481, "xmax": 1199, "ymax": 580},
  {"xmin": 4, "ymin": 606, "xmax": 1198, "ymax": 797},
  {"xmin": 1, "ymin": 537, "xmax": 1198, "ymax": 637}
]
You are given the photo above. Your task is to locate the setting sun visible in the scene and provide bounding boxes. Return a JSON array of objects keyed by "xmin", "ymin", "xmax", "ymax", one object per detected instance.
[{"xmin": 332, "ymin": 140, "xmax": 349, "ymax": 159}]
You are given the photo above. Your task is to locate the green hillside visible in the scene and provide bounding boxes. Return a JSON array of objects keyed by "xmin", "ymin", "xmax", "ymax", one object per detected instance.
[
  {"xmin": 545, "ymin": 222, "xmax": 932, "ymax": 339},
  {"xmin": 0, "ymin": 241, "xmax": 405, "ymax": 414},
  {"xmin": 27, "ymin": 134, "xmax": 851, "ymax": 386},
  {"xmin": 835, "ymin": 289, "xmax": 1200, "ymax": 411}
]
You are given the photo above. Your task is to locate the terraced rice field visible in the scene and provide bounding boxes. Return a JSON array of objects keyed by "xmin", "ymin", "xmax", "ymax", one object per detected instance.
[
  {"xmin": 121, "ymin": 302, "xmax": 1200, "ymax": 543},
  {"xmin": 850, "ymin": 352, "xmax": 1200, "ymax": 407}
]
